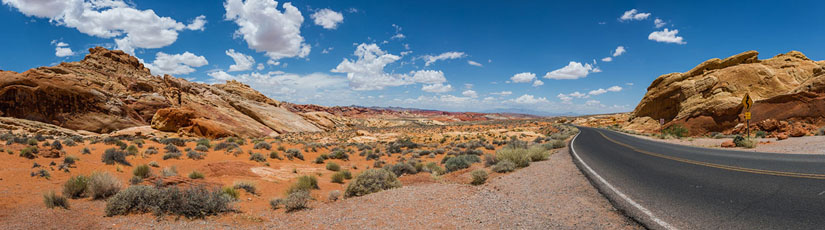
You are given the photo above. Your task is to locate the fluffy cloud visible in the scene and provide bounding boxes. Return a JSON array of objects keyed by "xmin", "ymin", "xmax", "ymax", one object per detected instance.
[
  {"xmin": 310, "ymin": 8, "xmax": 343, "ymax": 29},
  {"xmin": 224, "ymin": 0, "xmax": 310, "ymax": 60},
  {"xmin": 144, "ymin": 52, "xmax": 208, "ymax": 75},
  {"xmin": 462, "ymin": 90, "xmax": 478, "ymax": 98},
  {"xmin": 2, "ymin": 0, "xmax": 205, "ymax": 54},
  {"xmin": 532, "ymin": 80, "xmax": 544, "ymax": 87},
  {"xmin": 506, "ymin": 94, "xmax": 549, "ymax": 104},
  {"xmin": 468, "ymin": 60, "xmax": 483, "ymax": 67},
  {"xmin": 226, "ymin": 49, "xmax": 255, "ymax": 72},
  {"xmin": 588, "ymin": 88, "xmax": 607, "ymax": 96},
  {"xmin": 620, "ymin": 9, "xmax": 650, "ymax": 21},
  {"xmin": 613, "ymin": 46, "xmax": 626, "ymax": 57},
  {"xmin": 569, "ymin": 91, "xmax": 586, "ymax": 98},
  {"xmin": 421, "ymin": 83, "xmax": 453, "ymax": 93},
  {"xmin": 510, "ymin": 72, "xmax": 536, "ymax": 83},
  {"xmin": 52, "ymin": 41, "xmax": 74, "ymax": 57},
  {"xmin": 491, "ymin": 91, "xmax": 512, "ymax": 96},
  {"xmin": 332, "ymin": 43, "xmax": 410, "ymax": 90},
  {"xmin": 654, "ymin": 18, "xmax": 666, "ymax": 28},
  {"xmin": 411, "ymin": 70, "xmax": 447, "ymax": 84},
  {"xmin": 544, "ymin": 61, "xmax": 600, "ymax": 80},
  {"xmin": 422, "ymin": 52, "xmax": 466, "ymax": 66},
  {"xmin": 601, "ymin": 57, "xmax": 613, "ymax": 62},
  {"xmin": 648, "ymin": 28, "xmax": 686, "ymax": 44},
  {"xmin": 391, "ymin": 24, "xmax": 405, "ymax": 40},
  {"xmin": 186, "ymin": 15, "xmax": 207, "ymax": 31},
  {"xmin": 607, "ymin": 86, "xmax": 623, "ymax": 92}
]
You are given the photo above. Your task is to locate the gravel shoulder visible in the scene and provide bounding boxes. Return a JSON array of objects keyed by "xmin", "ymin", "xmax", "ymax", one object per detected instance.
[
  {"xmin": 0, "ymin": 147, "xmax": 640, "ymax": 229},
  {"xmin": 628, "ymin": 132, "xmax": 825, "ymax": 154}
]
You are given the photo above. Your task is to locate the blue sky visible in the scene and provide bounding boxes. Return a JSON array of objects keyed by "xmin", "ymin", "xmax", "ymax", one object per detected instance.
[{"xmin": 1, "ymin": 0, "xmax": 824, "ymax": 115}]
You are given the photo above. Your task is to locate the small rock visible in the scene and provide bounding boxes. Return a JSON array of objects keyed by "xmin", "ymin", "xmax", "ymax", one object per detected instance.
[
  {"xmin": 777, "ymin": 134, "xmax": 788, "ymax": 140},
  {"xmin": 721, "ymin": 140, "xmax": 736, "ymax": 148}
]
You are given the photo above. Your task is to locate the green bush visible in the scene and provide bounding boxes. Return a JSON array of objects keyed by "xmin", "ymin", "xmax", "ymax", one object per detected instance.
[
  {"xmin": 43, "ymin": 191, "xmax": 69, "ymax": 209},
  {"xmin": 88, "ymin": 172, "xmax": 122, "ymax": 200},
  {"xmin": 331, "ymin": 172, "xmax": 345, "ymax": 184},
  {"xmin": 282, "ymin": 190, "xmax": 310, "ymax": 212},
  {"xmin": 470, "ymin": 169, "xmax": 488, "ymax": 185},
  {"xmin": 233, "ymin": 181, "xmax": 257, "ymax": 194},
  {"xmin": 326, "ymin": 162, "xmax": 341, "ymax": 171},
  {"xmin": 544, "ymin": 139, "xmax": 566, "ymax": 149},
  {"xmin": 163, "ymin": 151, "xmax": 182, "ymax": 160},
  {"xmin": 63, "ymin": 175, "xmax": 89, "ymax": 198},
  {"xmin": 250, "ymin": 153, "xmax": 267, "ymax": 162},
  {"xmin": 734, "ymin": 135, "xmax": 757, "ymax": 148},
  {"xmin": 102, "ymin": 148, "xmax": 130, "ymax": 166},
  {"xmin": 125, "ymin": 145, "xmax": 139, "ymax": 156},
  {"xmin": 285, "ymin": 149, "xmax": 304, "ymax": 160},
  {"xmin": 188, "ymin": 171, "xmax": 204, "ymax": 179},
  {"xmin": 133, "ymin": 164, "xmax": 152, "ymax": 179},
  {"xmin": 286, "ymin": 176, "xmax": 319, "ymax": 195},
  {"xmin": 423, "ymin": 162, "xmax": 445, "ymax": 175},
  {"xmin": 254, "ymin": 142, "xmax": 272, "ymax": 150},
  {"xmin": 222, "ymin": 187, "xmax": 239, "ymax": 200},
  {"xmin": 63, "ymin": 155, "xmax": 79, "ymax": 165},
  {"xmin": 444, "ymin": 154, "xmax": 481, "ymax": 172},
  {"xmin": 344, "ymin": 169, "xmax": 401, "ymax": 198},
  {"xmin": 20, "ymin": 146, "xmax": 38, "ymax": 159},
  {"xmin": 483, "ymin": 153, "xmax": 498, "ymax": 167},
  {"xmin": 196, "ymin": 138, "xmax": 211, "ymax": 148},
  {"xmin": 269, "ymin": 151, "xmax": 282, "ymax": 160},
  {"xmin": 527, "ymin": 145, "xmax": 550, "ymax": 161},
  {"xmin": 385, "ymin": 162, "xmax": 418, "ymax": 176},
  {"xmin": 755, "ymin": 130, "xmax": 768, "ymax": 138},
  {"xmin": 663, "ymin": 124, "xmax": 689, "ymax": 138},
  {"xmin": 104, "ymin": 185, "xmax": 233, "ymax": 219},
  {"xmin": 187, "ymin": 150, "xmax": 206, "ymax": 160},
  {"xmin": 491, "ymin": 160, "xmax": 516, "ymax": 173},
  {"xmin": 495, "ymin": 147, "xmax": 529, "ymax": 168}
]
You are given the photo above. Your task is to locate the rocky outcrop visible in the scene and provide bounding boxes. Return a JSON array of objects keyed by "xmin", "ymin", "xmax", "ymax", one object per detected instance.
[
  {"xmin": 631, "ymin": 50, "xmax": 825, "ymax": 135},
  {"xmin": 0, "ymin": 47, "xmax": 336, "ymax": 137}
]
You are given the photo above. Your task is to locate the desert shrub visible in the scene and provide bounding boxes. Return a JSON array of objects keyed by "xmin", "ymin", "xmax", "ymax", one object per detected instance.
[
  {"xmin": 104, "ymin": 185, "xmax": 233, "ymax": 219},
  {"xmin": 187, "ymin": 150, "xmax": 206, "ymax": 160},
  {"xmin": 233, "ymin": 181, "xmax": 257, "ymax": 195},
  {"xmin": 196, "ymin": 138, "xmax": 211, "ymax": 148},
  {"xmin": 144, "ymin": 147, "xmax": 158, "ymax": 155},
  {"xmin": 51, "ymin": 140, "xmax": 63, "ymax": 150},
  {"xmin": 214, "ymin": 141, "xmax": 239, "ymax": 151},
  {"xmin": 164, "ymin": 143, "xmax": 180, "ymax": 153},
  {"xmin": 470, "ymin": 169, "xmax": 488, "ymax": 185},
  {"xmin": 249, "ymin": 153, "xmax": 266, "ymax": 162},
  {"xmin": 133, "ymin": 164, "xmax": 152, "ymax": 179},
  {"xmin": 125, "ymin": 145, "xmax": 138, "ymax": 156},
  {"xmin": 163, "ymin": 151, "xmax": 182, "ymax": 160},
  {"xmin": 194, "ymin": 145, "xmax": 209, "ymax": 152},
  {"xmin": 327, "ymin": 149, "xmax": 349, "ymax": 160},
  {"xmin": 63, "ymin": 155, "xmax": 79, "ymax": 165},
  {"xmin": 423, "ymin": 162, "xmax": 445, "ymax": 175},
  {"xmin": 28, "ymin": 138, "xmax": 39, "ymax": 146},
  {"xmin": 313, "ymin": 156, "xmax": 325, "ymax": 164},
  {"xmin": 491, "ymin": 160, "xmax": 516, "ymax": 173},
  {"xmin": 328, "ymin": 190, "xmax": 341, "ymax": 202},
  {"xmin": 282, "ymin": 190, "xmax": 310, "ymax": 212},
  {"xmin": 331, "ymin": 171, "xmax": 347, "ymax": 184},
  {"xmin": 385, "ymin": 162, "xmax": 418, "ymax": 176},
  {"xmin": 286, "ymin": 175, "xmax": 319, "ymax": 195},
  {"xmin": 161, "ymin": 166, "xmax": 178, "ymax": 177},
  {"xmin": 344, "ymin": 169, "xmax": 402, "ymax": 198},
  {"xmin": 285, "ymin": 149, "xmax": 304, "ymax": 160},
  {"xmin": 63, "ymin": 175, "xmax": 89, "ymax": 198},
  {"xmin": 43, "ymin": 191, "xmax": 69, "ymax": 209},
  {"xmin": 527, "ymin": 145, "xmax": 550, "ymax": 161},
  {"xmin": 544, "ymin": 139, "xmax": 566, "ymax": 149},
  {"xmin": 483, "ymin": 153, "xmax": 498, "ymax": 167},
  {"xmin": 82, "ymin": 147, "xmax": 91, "ymax": 155},
  {"xmin": 444, "ymin": 154, "xmax": 480, "ymax": 172},
  {"xmin": 102, "ymin": 148, "xmax": 130, "ymax": 166},
  {"xmin": 20, "ymin": 146, "xmax": 38, "ymax": 159},
  {"xmin": 159, "ymin": 138, "xmax": 186, "ymax": 147},
  {"xmin": 88, "ymin": 172, "xmax": 122, "ymax": 199},
  {"xmin": 62, "ymin": 139, "xmax": 77, "ymax": 147},
  {"xmin": 148, "ymin": 161, "xmax": 160, "ymax": 167},
  {"xmin": 663, "ymin": 124, "xmax": 689, "ymax": 138},
  {"xmin": 222, "ymin": 187, "xmax": 239, "ymax": 200},
  {"xmin": 188, "ymin": 171, "xmax": 205, "ymax": 179},
  {"xmin": 755, "ymin": 130, "xmax": 768, "ymax": 138},
  {"xmin": 129, "ymin": 176, "xmax": 143, "ymax": 185},
  {"xmin": 253, "ymin": 142, "xmax": 272, "ymax": 150},
  {"xmin": 495, "ymin": 147, "xmax": 529, "ymax": 168},
  {"xmin": 326, "ymin": 162, "xmax": 341, "ymax": 171},
  {"xmin": 734, "ymin": 135, "xmax": 757, "ymax": 148},
  {"xmin": 269, "ymin": 151, "xmax": 283, "ymax": 160},
  {"xmin": 34, "ymin": 168, "xmax": 51, "ymax": 179}
]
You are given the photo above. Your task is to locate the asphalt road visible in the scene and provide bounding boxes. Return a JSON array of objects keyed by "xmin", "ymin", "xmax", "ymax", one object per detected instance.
[{"xmin": 571, "ymin": 126, "xmax": 825, "ymax": 230}]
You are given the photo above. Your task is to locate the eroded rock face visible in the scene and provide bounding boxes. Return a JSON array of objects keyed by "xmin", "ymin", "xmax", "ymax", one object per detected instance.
[
  {"xmin": 0, "ymin": 47, "xmax": 334, "ymax": 137},
  {"xmin": 631, "ymin": 50, "xmax": 825, "ymax": 135}
]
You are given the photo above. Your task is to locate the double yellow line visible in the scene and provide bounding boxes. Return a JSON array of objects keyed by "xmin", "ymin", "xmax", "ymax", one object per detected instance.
[{"xmin": 598, "ymin": 131, "xmax": 825, "ymax": 180}]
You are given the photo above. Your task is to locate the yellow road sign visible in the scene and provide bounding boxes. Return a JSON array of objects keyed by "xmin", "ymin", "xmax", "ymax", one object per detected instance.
[
  {"xmin": 744, "ymin": 112, "xmax": 751, "ymax": 120},
  {"xmin": 742, "ymin": 93, "xmax": 753, "ymax": 110}
]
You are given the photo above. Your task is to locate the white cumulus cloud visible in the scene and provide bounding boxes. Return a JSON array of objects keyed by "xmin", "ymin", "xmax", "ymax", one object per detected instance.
[
  {"xmin": 607, "ymin": 86, "xmax": 623, "ymax": 92},
  {"xmin": 620, "ymin": 9, "xmax": 650, "ymax": 21},
  {"xmin": 2, "ymin": 0, "xmax": 205, "ymax": 54},
  {"xmin": 331, "ymin": 43, "xmax": 410, "ymax": 90},
  {"xmin": 510, "ymin": 72, "xmax": 536, "ymax": 83},
  {"xmin": 51, "ymin": 41, "xmax": 74, "ymax": 57},
  {"xmin": 224, "ymin": 0, "xmax": 310, "ymax": 61},
  {"xmin": 544, "ymin": 61, "xmax": 600, "ymax": 80},
  {"xmin": 468, "ymin": 60, "xmax": 483, "ymax": 67},
  {"xmin": 648, "ymin": 28, "xmax": 686, "ymax": 44},
  {"xmin": 421, "ymin": 83, "xmax": 453, "ymax": 93},
  {"xmin": 588, "ymin": 88, "xmax": 608, "ymax": 96},
  {"xmin": 532, "ymin": 80, "xmax": 544, "ymax": 87},
  {"xmin": 422, "ymin": 52, "xmax": 466, "ymax": 66},
  {"xmin": 507, "ymin": 94, "xmax": 549, "ymax": 104},
  {"xmin": 144, "ymin": 52, "xmax": 208, "ymax": 75},
  {"xmin": 226, "ymin": 49, "xmax": 256, "ymax": 72},
  {"xmin": 462, "ymin": 90, "xmax": 478, "ymax": 98},
  {"xmin": 491, "ymin": 91, "xmax": 512, "ymax": 96},
  {"xmin": 186, "ymin": 15, "xmax": 207, "ymax": 31},
  {"xmin": 654, "ymin": 18, "xmax": 666, "ymax": 28},
  {"xmin": 411, "ymin": 70, "xmax": 447, "ymax": 84},
  {"xmin": 311, "ymin": 8, "xmax": 343, "ymax": 29},
  {"xmin": 601, "ymin": 57, "xmax": 613, "ymax": 62},
  {"xmin": 613, "ymin": 46, "xmax": 626, "ymax": 57}
]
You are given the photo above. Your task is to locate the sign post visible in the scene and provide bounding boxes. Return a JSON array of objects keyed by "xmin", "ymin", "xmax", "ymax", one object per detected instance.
[
  {"xmin": 659, "ymin": 118, "xmax": 665, "ymax": 135},
  {"xmin": 742, "ymin": 93, "xmax": 753, "ymax": 139}
]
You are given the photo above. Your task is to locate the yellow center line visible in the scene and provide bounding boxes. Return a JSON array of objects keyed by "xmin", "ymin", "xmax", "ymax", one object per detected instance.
[{"xmin": 597, "ymin": 131, "xmax": 825, "ymax": 180}]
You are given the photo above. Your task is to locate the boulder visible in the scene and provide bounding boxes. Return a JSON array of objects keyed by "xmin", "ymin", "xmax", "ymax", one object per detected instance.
[
  {"xmin": 790, "ymin": 125, "xmax": 808, "ymax": 137},
  {"xmin": 721, "ymin": 140, "xmax": 736, "ymax": 148},
  {"xmin": 150, "ymin": 108, "xmax": 195, "ymax": 132},
  {"xmin": 777, "ymin": 133, "xmax": 789, "ymax": 140}
]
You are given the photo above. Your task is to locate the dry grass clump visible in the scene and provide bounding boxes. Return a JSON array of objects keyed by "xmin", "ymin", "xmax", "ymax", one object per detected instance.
[
  {"xmin": 344, "ymin": 169, "xmax": 401, "ymax": 198},
  {"xmin": 88, "ymin": 172, "xmax": 122, "ymax": 199}
]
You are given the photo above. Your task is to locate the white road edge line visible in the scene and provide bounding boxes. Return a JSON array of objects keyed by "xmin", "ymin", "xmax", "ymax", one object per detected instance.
[{"xmin": 570, "ymin": 130, "xmax": 678, "ymax": 230}]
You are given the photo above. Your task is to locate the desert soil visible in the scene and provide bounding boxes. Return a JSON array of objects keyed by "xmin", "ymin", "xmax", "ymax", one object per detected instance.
[{"xmin": 0, "ymin": 146, "xmax": 640, "ymax": 229}]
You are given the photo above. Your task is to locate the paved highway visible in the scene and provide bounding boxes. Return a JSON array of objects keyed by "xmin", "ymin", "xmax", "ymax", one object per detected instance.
[{"xmin": 570, "ymin": 126, "xmax": 825, "ymax": 230}]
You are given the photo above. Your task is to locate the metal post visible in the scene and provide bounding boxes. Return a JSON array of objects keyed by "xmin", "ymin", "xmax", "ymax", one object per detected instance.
[{"xmin": 747, "ymin": 119, "xmax": 750, "ymax": 140}]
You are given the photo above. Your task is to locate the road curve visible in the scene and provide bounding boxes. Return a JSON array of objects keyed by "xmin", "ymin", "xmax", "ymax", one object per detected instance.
[{"xmin": 570, "ymin": 126, "xmax": 825, "ymax": 230}]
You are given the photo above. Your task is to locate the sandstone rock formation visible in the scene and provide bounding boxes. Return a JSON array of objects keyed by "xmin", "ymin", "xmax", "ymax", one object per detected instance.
[
  {"xmin": 630, "ymin": 50, "xmax": 825, "ymax": 136},
  {"xmin": 0, "ymin": 47, "xmax": 336, "ymax": 137}
]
